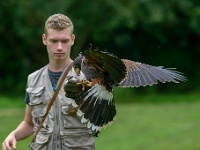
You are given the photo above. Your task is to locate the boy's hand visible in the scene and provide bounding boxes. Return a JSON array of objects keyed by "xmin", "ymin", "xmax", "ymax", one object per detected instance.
[{"xmin": 64, "ymin": 77, "xmax": 91, "ymax": 99}]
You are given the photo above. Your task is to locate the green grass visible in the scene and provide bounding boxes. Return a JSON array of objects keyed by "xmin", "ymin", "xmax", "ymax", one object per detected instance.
[
  {"xmin": 0, "ymin": 95, "xmax": 200, "ymax": 149},
  {"xmin": 0, "ymin": 108, "xmax": 32, "ymax": 149},
  {"xmin": 96, "ymin": 102, "xmax": 200, "ymax": 150},
  {"xmin": 0, "ymin": 96, "xmax": 25, "ymax": 108}
]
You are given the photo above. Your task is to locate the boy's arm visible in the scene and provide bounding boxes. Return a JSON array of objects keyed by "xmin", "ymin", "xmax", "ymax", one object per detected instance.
[{"xmin": 2, "ymin": 105, "xmax": 34, "ymax": 150}]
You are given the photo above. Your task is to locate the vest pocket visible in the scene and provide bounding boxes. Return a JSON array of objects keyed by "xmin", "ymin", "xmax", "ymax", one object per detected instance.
[
  {"xmin": 62, "ymin": 133, "xmax": 95, "ymax": 150},
  {"xmin": 31, "ymin": 105, "xmax": 49, "ymax": 128},
  {"xmin": 26, "ymin": 86, "xmax": 45, "ymax": 105},
  {"xmin": 29, "ymin": 134, "xmax": 52, "ymax": 150},
  {"xmin": 27, "ymin": 86, "xmax": 52, "ymax": 130}
]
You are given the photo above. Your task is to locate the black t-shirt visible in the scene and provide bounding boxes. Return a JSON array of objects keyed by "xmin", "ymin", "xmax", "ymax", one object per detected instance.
[{"xmin": 24, "ymin": 70, "xmax": 62, "ymax": 104}]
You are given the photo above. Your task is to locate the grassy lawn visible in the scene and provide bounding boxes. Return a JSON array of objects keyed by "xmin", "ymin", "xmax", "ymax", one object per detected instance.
[
  {"xmin": 0, "ymin": 108, "xmax": 32, "ymax": 149},
  {"xmin": 0, "ymin": 95, "xmax": 200, "ymax": 149},
  {"xmin": 96, "ymin": 102, "xmax": 200, "ymax": 150}
]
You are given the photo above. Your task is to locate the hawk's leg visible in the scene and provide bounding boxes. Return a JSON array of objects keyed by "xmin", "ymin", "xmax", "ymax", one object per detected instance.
[
  {"xmin": 76, "ymin": 77, "xmax": 104, "ymax": 91},
  {"xmin": 77, "ymin": 80, "xmax": 92, "ymax": 91}
]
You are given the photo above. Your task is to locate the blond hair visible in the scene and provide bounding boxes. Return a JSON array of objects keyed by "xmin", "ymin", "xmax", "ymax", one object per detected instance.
[{"xmin": 44, "ymin": 13, "xmax": 74, "ymax": 35}]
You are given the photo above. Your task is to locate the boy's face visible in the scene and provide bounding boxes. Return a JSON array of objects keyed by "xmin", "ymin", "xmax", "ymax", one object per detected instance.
[{"xmin": 42, "ymin": 28, "xmax": 75, "ymax": 62}]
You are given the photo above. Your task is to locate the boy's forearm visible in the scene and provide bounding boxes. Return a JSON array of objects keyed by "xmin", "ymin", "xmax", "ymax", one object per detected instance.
[{"xmin": 13, "ymin": 120, "xmax": 34, "ymax": 141}]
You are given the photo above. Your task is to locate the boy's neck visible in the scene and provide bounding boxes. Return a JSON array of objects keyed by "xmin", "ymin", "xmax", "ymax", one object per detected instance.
[{"xmin": 48, "ymin": 59, "xmax": 72, "ymax": 72}]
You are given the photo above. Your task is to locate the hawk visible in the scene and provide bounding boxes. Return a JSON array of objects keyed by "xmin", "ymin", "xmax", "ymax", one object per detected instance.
[{"xmin": 64, "ymin": 48, "xmax": 186, "ymax": 136}]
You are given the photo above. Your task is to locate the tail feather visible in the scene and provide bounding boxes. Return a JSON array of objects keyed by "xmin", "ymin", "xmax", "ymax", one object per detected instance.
[
  {"xmin": 75, "ymin": 84, "xmax": 116, "ymax": 136},
  {"xmin": 76, "ymin": 93, "xmax": 86, "ymax": 105},
  {"xmin": 107, "ymin": 102, "xmax": 116, "ymax": 124},
  {"xmin": 93, "ymin": 101, "xmax": 105, "ymax": 125},
  {"xmin": 83, "ymin": 98, "xmax": 96, "ymax": 119},
  {"xmin": 79, "ymin": 95, "xmax": 93, "ymax": 113},
  {"xmin": 88, "ymin": 99, "xmax": 99, "ymax": 122}
]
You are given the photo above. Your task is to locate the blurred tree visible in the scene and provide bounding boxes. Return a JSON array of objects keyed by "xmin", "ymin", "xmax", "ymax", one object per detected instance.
[{"xmin": 0, "ymin": 0, "xmax": 200, "ymax": 95}]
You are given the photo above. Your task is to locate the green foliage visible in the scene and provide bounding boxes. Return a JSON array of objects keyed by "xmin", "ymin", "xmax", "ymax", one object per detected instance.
[{"xmin": 0, "ymin": 0, "xmax": 199, "ymax": 95}]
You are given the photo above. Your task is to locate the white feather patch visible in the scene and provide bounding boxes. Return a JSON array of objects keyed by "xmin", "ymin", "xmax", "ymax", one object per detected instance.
[
  {"xmin": 81, "ymin": 117, "xmax": 88, "ymax": 124},
  {"xmin": 72, "ymin": 102, "xmax": 78, "ymax": 108},
  {"xmin": 92, "ymin": 84, "xmax": 113, "ymax": 103},
  {"xmin": 77, "ymin": 109, "xmax": 84, "ymax": 117},
  {"xmin": 87, "ymin": 121, "xmax": 92, "ymax": 128},
  {"xmin": 92, "ymin": 125, "xmax": 101, "ymax": 132}
]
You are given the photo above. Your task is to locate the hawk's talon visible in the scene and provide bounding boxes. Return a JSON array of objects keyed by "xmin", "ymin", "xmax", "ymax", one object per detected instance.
[{"xmin": 77, "ymin": 80, "xmax": 92, "ymax": 91}]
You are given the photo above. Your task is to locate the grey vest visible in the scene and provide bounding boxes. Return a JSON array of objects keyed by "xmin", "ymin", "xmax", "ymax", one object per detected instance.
[{"xmin": 26, "ymin": 65, "xmax": 95, "ymax": 150}]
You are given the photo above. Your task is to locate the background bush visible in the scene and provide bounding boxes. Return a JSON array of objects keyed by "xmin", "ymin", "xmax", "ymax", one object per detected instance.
[{"xmin": 0, "ymin": 0, "xmax": 199, "ymax": 96}]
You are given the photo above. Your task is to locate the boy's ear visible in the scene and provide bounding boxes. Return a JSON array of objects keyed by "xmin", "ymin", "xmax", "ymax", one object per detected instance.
[
  {"xmin": 71, "ymin": 34, "xmax": 75, "ymax": 45},
  {"xmin": 42, "ymin": 34, "xmax": 47, "ymax": 45}
]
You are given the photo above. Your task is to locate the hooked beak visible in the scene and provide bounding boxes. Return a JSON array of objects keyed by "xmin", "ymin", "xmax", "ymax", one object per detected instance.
[{"xmin": 74, "ymin": 67, "xmax": 81, "ymax": 76}]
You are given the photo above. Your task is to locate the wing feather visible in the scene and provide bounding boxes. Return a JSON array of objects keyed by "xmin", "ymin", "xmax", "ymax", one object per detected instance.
[{"xmin": 119, "ymin": 59, "xmax": 187, "ymax": 87}]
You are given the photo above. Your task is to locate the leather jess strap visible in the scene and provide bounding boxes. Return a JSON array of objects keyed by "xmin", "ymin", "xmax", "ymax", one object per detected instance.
[{"xmin": 32, "ymin": 63, "xmax": 73, "ymax": 142}]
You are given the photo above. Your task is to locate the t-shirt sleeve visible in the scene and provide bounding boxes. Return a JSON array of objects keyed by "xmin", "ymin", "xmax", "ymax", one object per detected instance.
[
  {"xmin": 24, "ymin": 82, "xmax": 30, "ymax": 104},
  {"xmin": 24, "ymin": 91, "xmax": 30, "ymax": 104}
]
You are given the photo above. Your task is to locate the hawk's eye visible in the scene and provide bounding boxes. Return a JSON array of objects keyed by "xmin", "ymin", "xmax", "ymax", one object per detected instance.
[{"xmin": 74, "ymin": 66, "xmax": 79, "ymax": 69}]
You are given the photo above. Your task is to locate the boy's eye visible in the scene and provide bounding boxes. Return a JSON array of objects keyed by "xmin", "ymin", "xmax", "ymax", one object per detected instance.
[
  {"xmin": 51, "ymin": 40, "xmax": 57, "ymax": 43},
  {"xmin": 62, "ymin": 40, "xmax": 69, "ymax": 43}
]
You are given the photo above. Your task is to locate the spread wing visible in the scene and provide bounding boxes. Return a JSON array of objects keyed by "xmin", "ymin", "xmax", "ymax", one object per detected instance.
[
  {"xmin": 119, "ymin": 59, "xmax": 187, "ymax": 87},
  {"xmin": 83, "ymin": 50, "xmax": 127, "ymax": 84}
]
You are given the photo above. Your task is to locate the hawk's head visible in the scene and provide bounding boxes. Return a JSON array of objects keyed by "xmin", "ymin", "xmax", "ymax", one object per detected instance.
[{"xmin": 73, "ymin": 54, "xmax": 83, "ymax": 76}]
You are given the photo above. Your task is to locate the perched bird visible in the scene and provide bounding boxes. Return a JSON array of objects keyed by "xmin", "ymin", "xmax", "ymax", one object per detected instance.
[{"xmin": 65, "ymin": 48, "xmax": 186, "ymax": 136}]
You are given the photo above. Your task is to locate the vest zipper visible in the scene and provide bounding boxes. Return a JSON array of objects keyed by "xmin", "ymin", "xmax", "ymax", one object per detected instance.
[
  {"xmin": 46, "ymin": 68, "xmax": 61, "ymax": 150},
  {"xmin": 55, "ymin": 96, "xmax": 61, "ymax": 149}
]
